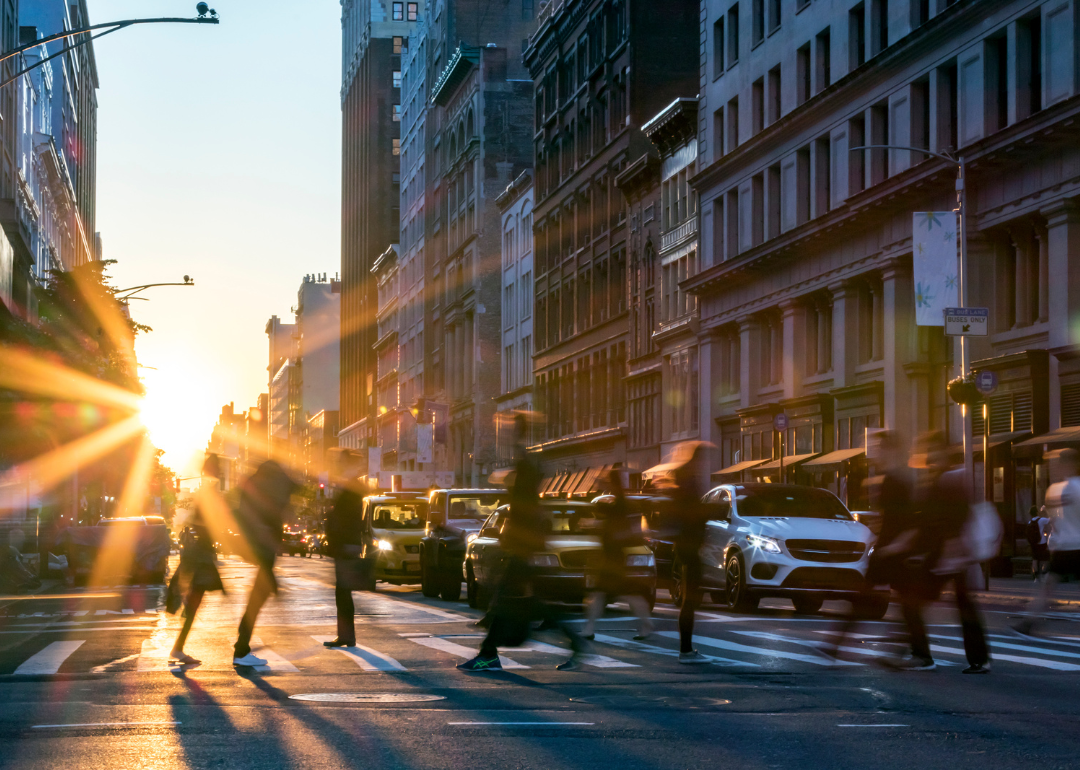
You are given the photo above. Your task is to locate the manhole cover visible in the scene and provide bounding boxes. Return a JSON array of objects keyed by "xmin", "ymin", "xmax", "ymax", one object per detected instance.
[
  {"xmin": 569, "ymin": 695, "xmax": 731, "ymax": 710},
  {"xmin": 289, "ymin": 693, "xmax": 446, "ymax": 703}
]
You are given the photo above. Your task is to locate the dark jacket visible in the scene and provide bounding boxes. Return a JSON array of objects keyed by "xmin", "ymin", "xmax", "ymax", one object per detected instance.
[
  {"xmin": 237, "ymin": 460, "xmax": 295, "ymax": 567},
  {"xmin": 502, "ymin": 448, "xmax": 545, "ymax": 558},
  {"xmin": 325, "ymin": 487, "xmax": 365, "ymax": 559},
  {"xmin": 672, "ymin": 464, "xmax": 708, "ymax": 565}
]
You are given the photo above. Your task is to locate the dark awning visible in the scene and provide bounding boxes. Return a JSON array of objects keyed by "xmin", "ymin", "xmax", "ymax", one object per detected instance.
[
  {"xmin": 1013, "ymin": 427, "xmax": 1080, "ymax": 457},
  {"xmin": 802, "ymin": 448, "xmax": 866, "ymax": 470},
  {"xmin": 752, "ymin": 453, "xmax": 821, "ymax": 473},
  {"xmin": 711, "ymin": 459, "xmax": 767, "ymax": 481}
]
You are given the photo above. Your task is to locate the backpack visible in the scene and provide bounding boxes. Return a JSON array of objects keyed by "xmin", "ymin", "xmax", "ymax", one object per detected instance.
[{"xmin": 1026, "ymin": 517, "xmax": 1043, "ymax": 550}]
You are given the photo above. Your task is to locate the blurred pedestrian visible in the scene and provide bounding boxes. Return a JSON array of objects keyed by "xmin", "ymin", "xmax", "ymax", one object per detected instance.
[
  {"xmin": 167, "ymin": 454, "xmax": 226, "ymax": 666},
  {"xmin": 886, "ymin": 432, "xmax": 990, "ymax": 673},
  {"xmin": 322, "ymin": 449, "xmax": 366, "ymax": 648},
  {"xmin": 1026, "ymin": 505, "xmax": 1050, "ymax": 581},
  {"xmin": 232, "ymin": 458, "xmax": 296, "ymax": 667},
  {"xmin": 823, "ymin": 430, "xmax": 913, "ymax": 660},
  {"xmin": 670, "ymin": 441, "xmax": 712, "ymax": 664},
  {"xmin": 458, "ymin": 413, "xmax": 585, "ymax": 672},
  {"xmin": 1013, "ymin": 449, "xmax": 1080, "ymax": 638},
  {"xmin": 581, "ymin": 470, "xmax": 653, "ymax": 641}
]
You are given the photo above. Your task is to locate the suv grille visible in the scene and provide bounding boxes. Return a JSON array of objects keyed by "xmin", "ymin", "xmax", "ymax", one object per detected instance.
[
  {"xmin": 786, "ymin": 539, "xmax": 866, "ymax": 563},
  {"xmin": 782, "ymin": 567, "xmax": 865, "ymax": 591},
  {"xmin": 559, "ymin": 550, "xmax": 601, "ymax": 569}
]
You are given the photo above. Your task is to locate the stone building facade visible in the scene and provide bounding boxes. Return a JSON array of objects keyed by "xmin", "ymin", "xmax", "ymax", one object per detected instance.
[
  {"xmin": 524, "ymin": 0, "xmax": 698, "ymax": 487},
  {"xmin": 689, "ymin": 0, "xmax": 1080, "ymax": 553}
]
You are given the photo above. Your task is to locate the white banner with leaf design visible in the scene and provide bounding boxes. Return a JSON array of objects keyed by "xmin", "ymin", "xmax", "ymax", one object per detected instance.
[{"xmin": 912, "ymin": 211, "xmax": 960, "ymax": 326}]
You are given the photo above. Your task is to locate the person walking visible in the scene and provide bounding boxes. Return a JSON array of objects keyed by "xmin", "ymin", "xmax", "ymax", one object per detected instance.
[
  {"xmin": 167, "ymin": 454, "xmax": 226, "ymax": 666},
  {"xmin": 322, "ymin": 449, "xmax": 366, "ymax": 648},
  {"xmin": 822, "ymin": 430, "xmax": 913, "ymax": 660},
  {"xmin": 581, "ymin": 469, "xmax": 653, "ymax": 641},
  {"xmin": 1026, "ymin": 505, "xmax": 1051, "ymax": 581},
  {"xmin": 669, "ymin": 441, "xmax": 712, "ymax": 665},
  {"xmin": 886, "ymin": 432, "xmax": 990, "ymax": 674},
  {"xmin": 458, "ymin": 413, "xmax": 585, "ymax": 672},
  {"xmin": 1013, "ymin": 448, "xmax": 1080, "ymax": 638},
  {"xmin": 232, "ymin": 458, "xmax": 296, "ymax": 667}
]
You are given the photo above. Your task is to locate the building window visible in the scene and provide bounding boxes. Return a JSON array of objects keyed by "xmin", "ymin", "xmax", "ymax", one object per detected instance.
[
  {"xmin": 392, "ymin": 138, "xmax": 400, "ymax": 155},
  {"xmin": 393, "ymin": 70, "xmax": 402, "ymax": 88},
  {"xmin": 713, "ymin": 16, "xmax": 725, "ymax": 79},
  {"xmin": 796, "ymin": 42, "xmax": 811, "ymax": 105},
  {"xmin": 524, "ymin": 0, "xmax": 535, "ymax": 20},
  {"xmin": 666, "ymin": 348, "xmax": 699, "ymax": 438},
  {"xmin": 806, "ymin": 294, "xmax": 833, "ymax": 375},
  {"xmin": 720, "ymin": 326, "xmax": 741, "ymax": 396},
  {"xmin": 849, "ymin": 3, "xmax": 865, "ymax": 69},
  {"xmin": 752, "ymin": 0, "xmax": 764, "ymax": 45},
  {"xmin": 760, "ymin": 311, "xmax": 783, "ymax": 386},
  {"xmin": 392, "ymin": 2, "xmax": 404, "ymax": 21},
  {"xmin": 767, "ymin": 64, "xmax": 781, "ymax": 125},
  {"xmin": 727, "ymin": 3, "xmax": 740, "ymax": 69},
  {"xmin": 521, "ymin": 271, "xmax": 532, "ymax": 318},
  {"xmin": 393, "ymin": 104, "xmax": 401, "ymax": 121},
  {"xmin": 407, "ymin": 2, "xmax": 418, "ymax": 21},
  {"xmin": 815, "ymin": 27, "xmax": 831, "ymax": 92},
  {"xmin": 769, "ymin": 0, "xmax": 781, "ymax": 32},
  {"xmin": 857, "ymin": 276, "xmax": 884, "ymax": 363},
  {"xmin": 393, "ymin": 36, "xmax": 404, "ymax": 54}
]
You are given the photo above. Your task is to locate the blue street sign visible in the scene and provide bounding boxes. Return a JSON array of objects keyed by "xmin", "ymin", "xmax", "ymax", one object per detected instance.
[
  {"xmin": 975, "ymin": 370, "xmax": 998, "ymax": 395},
  {"xmin": 773, "ymin": 413, "xmax": 788, "ymax": 432}
]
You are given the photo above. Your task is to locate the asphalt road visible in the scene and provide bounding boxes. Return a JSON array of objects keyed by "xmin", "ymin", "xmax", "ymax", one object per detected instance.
[{"xmin": 2, "ymin": 556, "xmax": 1079, "ymax": 769}]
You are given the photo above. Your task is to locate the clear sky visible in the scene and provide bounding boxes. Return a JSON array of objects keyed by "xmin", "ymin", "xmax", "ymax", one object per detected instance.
[{"xmin": 87, "ymin": 1, "xmax": 342, "ymax": 475}]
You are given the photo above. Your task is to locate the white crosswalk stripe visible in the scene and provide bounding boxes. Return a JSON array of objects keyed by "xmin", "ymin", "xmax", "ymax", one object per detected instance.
[
  {"xmin": 14, "ymin": 641, "xmax": 84, "ymax": 675},
  {"xmin": 926, "ymin": 635, "xmax": 1080, "ymax": 671},
  {"xmin": 591, "ymin": 633, "xmax": 759, "ymax": 667},
  {"xmin": 311, "ymin": 636, "xmax": 406, "ymax": 671},
  {"xmin": 656, "ymin": 630, "xmax": 862, "ymax": 666},
  {"xmin": 502, "ymin": 640, "xmax": 637, "ymax": 668},
  {"xmin": 408, "ymin": 636, "xmax": 528, "ymax": 668},
  {"xmin": 250, "ymin": 637, "xmax": 300, "ymax": 672}
]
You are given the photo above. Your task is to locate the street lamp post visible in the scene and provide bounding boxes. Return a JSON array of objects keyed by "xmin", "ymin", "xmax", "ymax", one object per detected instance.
[
  {"xmin": 0, "ymin": 4, "xmax": 220, "ymax": 90},
  {"xmin": 849, "ymin": 144, "xmax": 975, "ymax": 484},
  {"xmin": 116, "ymin": 275, "xmax": 195, "ymax": 303}
]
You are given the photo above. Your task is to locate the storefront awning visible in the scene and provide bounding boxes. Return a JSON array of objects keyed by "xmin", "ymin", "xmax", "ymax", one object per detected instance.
[
  {"xmin": 562, "ymin": 468, "xmax": 590, "ymax": 497},
  {"xmin": 979, "ymin": 431, "xmax": 1032, "ymax": 453},
  {"xmin": 570, "ymin": 465, "xmax": 609, "ymax": 498},
  {"xmin": 752, "ymin": 453, "xmax": 821, "ymax": 473},
  {"xmin": 1013, "ymin": 427, "xmax": 1080, "ymax": 456},
  {"xmin": 802, "ymin": 448, "xmax": 866, "ymax": 470},
  {"xmin": 711, "ymin": 459, "xmax": 767, "ymax": 481}
]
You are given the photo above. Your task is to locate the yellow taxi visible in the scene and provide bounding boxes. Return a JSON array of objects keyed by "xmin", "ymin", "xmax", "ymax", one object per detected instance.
[{"xmin": 360, "ymin": 493, "xmax": 429, "ymax": 587}]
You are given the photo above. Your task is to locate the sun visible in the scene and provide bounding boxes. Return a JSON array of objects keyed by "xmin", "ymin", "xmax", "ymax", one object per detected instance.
[{"xmin": 138, "ymin": 367, "xmax": 220, "ymax": 473}]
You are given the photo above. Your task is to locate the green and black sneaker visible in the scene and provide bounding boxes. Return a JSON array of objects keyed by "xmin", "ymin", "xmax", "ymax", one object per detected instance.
[{"xmin": 457, "ymin": 655, "xmax": 502, "ymax": 672}]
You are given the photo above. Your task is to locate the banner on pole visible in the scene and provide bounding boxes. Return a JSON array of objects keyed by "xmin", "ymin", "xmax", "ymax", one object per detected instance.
[{"xmin": 912, "ymin": 211, "xmax": 960, "ymax": 326}]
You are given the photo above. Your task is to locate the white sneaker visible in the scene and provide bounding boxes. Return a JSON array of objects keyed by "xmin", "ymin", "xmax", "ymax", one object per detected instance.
[
  {"xmin": 679, "ymin": 650, "xmax": 709, "ymax": 664},
  {"xmin": 233, "ymin": 653, "xmax": 267, "ymax": 666}
]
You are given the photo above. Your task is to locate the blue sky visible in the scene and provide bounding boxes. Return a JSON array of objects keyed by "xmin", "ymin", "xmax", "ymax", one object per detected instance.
[{"xmin": 87, "ymin": 1, "xmax": 342, "ymax": 473}]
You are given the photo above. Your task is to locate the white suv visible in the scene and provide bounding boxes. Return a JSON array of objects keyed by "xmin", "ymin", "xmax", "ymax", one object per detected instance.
[{"xmin": 673, "ymin": 483, "xmax": 886, "ymax": 617}]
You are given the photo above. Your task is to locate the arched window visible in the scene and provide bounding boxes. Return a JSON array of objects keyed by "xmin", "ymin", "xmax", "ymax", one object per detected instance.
[
  {"xmin": 466, "ymin": 110, "xmax": 475, "ymax": 139},
  {"xmin": 457, "ymin": 123, "xmax": 465, "ymax": 155}
]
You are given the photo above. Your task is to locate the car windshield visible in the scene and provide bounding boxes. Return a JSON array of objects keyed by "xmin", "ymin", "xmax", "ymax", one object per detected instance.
[
  {"xmin": 371, "ymin": 503, "xmax": 426, "ymax": 530},
  {"xmin": 448, "ymin": 495, "xmax": 506, "ymax": 522},
  {"xmin": 542, "ymin": 507, "xmax": 595, "ymax": 534},
  {"xmin": 734, "ymin": 487, "xmax": 854, "ymax": 520}
]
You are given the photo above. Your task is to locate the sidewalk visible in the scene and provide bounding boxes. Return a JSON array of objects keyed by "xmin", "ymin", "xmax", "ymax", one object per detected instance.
[{"xmin": 966, "ymin": 575, "xmax": 1080, "ymax": 607}]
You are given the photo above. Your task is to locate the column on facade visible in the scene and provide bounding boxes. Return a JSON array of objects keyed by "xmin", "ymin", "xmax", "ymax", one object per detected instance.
[
  {"xmin": 870, "ymin": 281, "xmax": 884, "ymax": 361},
  {"xmin": 881, "ymin": 259, "xmax": 914, "ymax": 435},
  {"xmin": 1036, "ymin": 220, "xmax": 1050, "ymax": 324},
  {"xmin": 699, "ymin": 331, "xmax": 720, "ymax": 447},
  {"xmin": 781, "ymin": 299, "xmax": 807, "ymax": 400},
  {"xmin": 1043, "ymin": 200, "xmax": 1080, "ymax": 428},
  {"xmin": 829, "ymin": 280, "xmax": 856, "ymax": 390},
  {"xmin": 738, "ymin": 316, "xmax": 762, "ymax": 409}
]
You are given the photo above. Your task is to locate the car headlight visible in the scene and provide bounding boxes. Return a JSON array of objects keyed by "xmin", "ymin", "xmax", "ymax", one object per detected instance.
[
  {"xmin": 747, "ymin": 533, "xmax": 782, "ymax": 554},
  {"xmin": 466, "ymin": 533, "xmax": 478, "ymax": 544},
  {"xmin": 625, "ymin": 553, "xmax": 655, "ymax": 567},
  {"xmin": 377, "ymin": 539, "xmax": 394, "ymax": 551},
  {"xmin": 528, "ymin": 553, "xmax": 559, "ymax": 567}
]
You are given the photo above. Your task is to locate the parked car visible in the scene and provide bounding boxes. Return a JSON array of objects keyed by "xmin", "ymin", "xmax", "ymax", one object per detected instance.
[
  {"xmin": 464, "ymin": 500, "xmax": 657, "ymax": 610},
  {"xmin": 669, "ymin": 483, "xmax": 887, "ymax": 618},
  {"xmin": 359, "ymin": 493, "xmax": 429, "ymax": 589},
  {"xmin": 60, "ymin": 517, "xmax": 171, "ymax": 585},
  {"xmin": 420, "ymin": 488, "xmax": 508, "ymax": 601}
]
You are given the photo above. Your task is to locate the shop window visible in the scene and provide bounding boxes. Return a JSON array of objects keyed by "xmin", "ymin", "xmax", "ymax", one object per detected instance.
[{"xmin": 1062, "ymin": 383, "xmax": 1080, "ymax": 427}]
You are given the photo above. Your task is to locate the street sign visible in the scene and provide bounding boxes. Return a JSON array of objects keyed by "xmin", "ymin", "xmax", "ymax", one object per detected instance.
[
  {"xmin": 944, "ymin": 307, "xmax": 989, "ymax": 336},
  {"xmin": 773, "ymin": 413, "xmax": 788, "ymax": 432},
  {"xmin": 975, "ymin": 370, "xmax": 998, "ymax": 395}
]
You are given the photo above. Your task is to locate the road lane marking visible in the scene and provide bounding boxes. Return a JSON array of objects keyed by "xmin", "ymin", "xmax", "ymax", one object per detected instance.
[
  {"xmin": 591, "ymin": 633, "xmax": 758, "ymax": 667},
  {"xmin": 729, "ymin": 630, "xmax": 876, "ymax": 664},
  {"xmin": 31, "ymin": 722, "xmax": 180, "ymax": 729},
  {"xmin": 14, "ymin": 641, "xmax": 85, "ymax": 675},
  {"xmin": 943, "ymin": 634, "xmax": 1080, "ymax": 660},
  {"xmin": 927, "ymin": 642, "xmax": 1080, "ymax": 671},
  {"xmin": 502, "ymin": 640, "xmax": 637, "ymax": 668},
  {"xmin": 250, "ymin": 637, "xmax": 300, "ymax": 672},
  {"xmin": 311, "ymin": 636, "xmax": 406, "ymax": 671},
  {"xmin": 408, "ymin": 636, "xmax": 528, "ymax": 668},
  {"xmin": 448, "ymin": 722, "xmax": 594, "ymax": 726},
  {"xmin": 837, "ymin": 724, "xmax": 908, "ymax": 728},
  {"xmin": 90, "ymin": 653, "xmax": 141, "ymax": 673},
  {"xmin": 656, "ymin": 630, "xmax": 863, "ymax": 667}
]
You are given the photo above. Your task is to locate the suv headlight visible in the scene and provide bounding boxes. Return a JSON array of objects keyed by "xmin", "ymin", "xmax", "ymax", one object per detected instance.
[
  {"xmin": 626, "ymin": 554, "xmax": 655, "ymax": 567},
  {"xmin": 377, "ymin": 539, "xmax": 394, "ymax": 551},
  {"xmin": 528, "ymin": 553, "xmax": 559, "ymax": 567},
  {"xmin": 747, "ymin": 533, "xmax": 782, "ymax": 554}
]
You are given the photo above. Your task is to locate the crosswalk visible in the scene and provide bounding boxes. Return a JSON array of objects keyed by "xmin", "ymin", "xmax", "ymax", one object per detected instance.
[{"xmin": 6, "ymin": 615, "xmax": 1080, "ymax": 677}]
